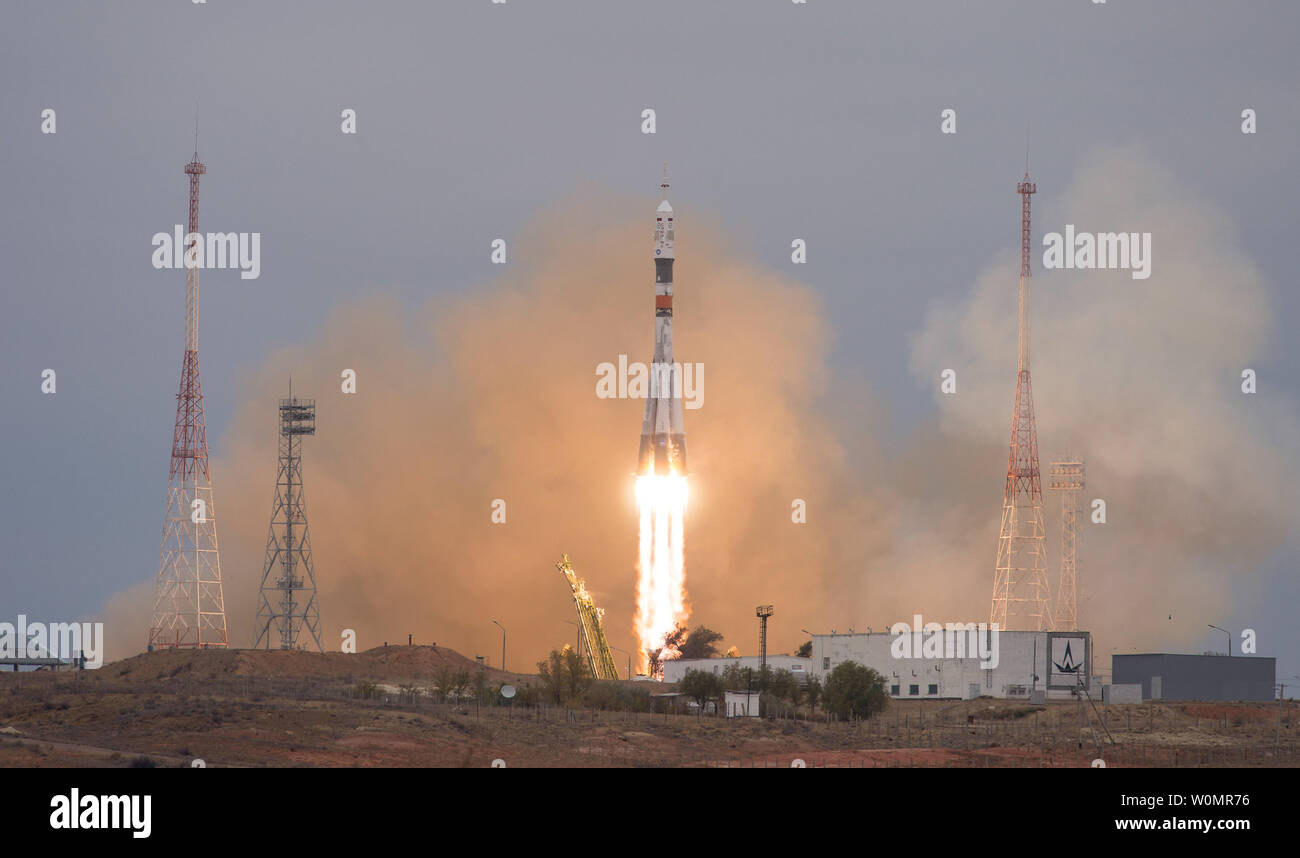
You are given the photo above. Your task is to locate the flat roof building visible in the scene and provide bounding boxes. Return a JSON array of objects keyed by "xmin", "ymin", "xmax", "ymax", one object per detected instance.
[
  {"xmin": 661, "ymin": 654, "xmax": 810, "ymax": 685},
  {"xmin": 810, "ymin": 628, "xmax": 1096, "ymax": 701},
  {"xmin": 1112, "ymin": 654, "xmax": 1276, "ymax": 702}
]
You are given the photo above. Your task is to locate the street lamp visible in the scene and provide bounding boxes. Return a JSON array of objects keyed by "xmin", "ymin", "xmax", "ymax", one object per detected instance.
[
  {"xmin": 611, "ymin": 645, "xmax": 633, "ymax": 680},
  {"xmin": 1208, "ymin": 624, "xmax": 1231, "ymax": 657},
  {"xmin": 492, "ymin": 620, "xmax": 506, "ymax": 671}
]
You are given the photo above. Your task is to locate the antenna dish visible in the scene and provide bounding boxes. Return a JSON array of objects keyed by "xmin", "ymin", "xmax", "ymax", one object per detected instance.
[{"xmin": 500, "ymin": 684, "xmax": 517, "ymax": 699}]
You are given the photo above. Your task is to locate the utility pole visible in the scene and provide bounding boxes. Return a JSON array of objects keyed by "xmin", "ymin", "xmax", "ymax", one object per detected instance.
[{"xmin": 493, "ymin": 620, "xmax": 506, "ymax": 672}]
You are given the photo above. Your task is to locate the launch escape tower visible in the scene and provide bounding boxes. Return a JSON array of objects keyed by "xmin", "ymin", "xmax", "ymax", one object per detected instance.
[
  {"xmin": 1049, "ymin": 459, "xmax": 1084, "ymax": 631},
  {"xmin": 254, "ymin": 388, "xmax": 324, "ymax": 652},
  {"xmin": 149, "ymin": 149, "xmax": 228, "ymax": 649},
  {"xmin": 637, "ymin": 164, "xmax": 688, "ymax": 476},
  {"xmin": 558, "ymin": 555, "xmax": 621, "ymax": 681},
  {"xmin": 989, "ymin": 170, "xmax": 1054, "ymax": 632}
]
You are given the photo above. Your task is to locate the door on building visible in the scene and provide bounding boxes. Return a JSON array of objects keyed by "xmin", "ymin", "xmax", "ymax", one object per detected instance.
[
  {"xmin": 1151, "ymin": 676, "xmax": 1162, "ymax": 700},
  {"xmin": 968, "ymin": 683, "xmax": 979, "ymax": 700}
]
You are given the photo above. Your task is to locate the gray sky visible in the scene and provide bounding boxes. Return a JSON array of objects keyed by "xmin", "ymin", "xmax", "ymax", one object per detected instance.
[{"xmin": 1, "ymin": 1, "xmax": 1297, "ymax": 682}]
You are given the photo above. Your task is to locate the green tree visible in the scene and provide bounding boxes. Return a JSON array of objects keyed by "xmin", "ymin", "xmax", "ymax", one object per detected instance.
[
  {"xmin": 805, "ymin": 675, "xmax": 823, "ymax": 714},
  {"xmin": 822, "ymin": 661, "xmax": 888, "ymax": 720},
  {"xmin": 680, "ymin": 669, "xmax": 724, "ymax": 713},
  {"xmin": 539, "ymin": 645, "xmax": 592, "ymax": 704},
  {"xmin": 434, "ymin": 664, "xmax": 456, "ymax": 703},
  {"xmin": 770, "ymin": 668, "xmax": 795, "ymax": 701},
  {"xmin": 721, "ymin": 663, "xmax": 755, "ymax": 691},
  {"xmin": 795, "ymin": 640, "xmax": 813, "ymax": 658},
  {"xmin": 786, "ymin": 675, "xmax": 805, "ymax": 708},
  {"xmin": 678, "ymin": 626, "xmax": 724, "ymax": 660},
  {"xmin": 449, "ymin": 669, "xmax": 471, "ymax": 702},
  {"xmin": 562, "ymin": 645, "xmax": 591, "ymax": 700}
]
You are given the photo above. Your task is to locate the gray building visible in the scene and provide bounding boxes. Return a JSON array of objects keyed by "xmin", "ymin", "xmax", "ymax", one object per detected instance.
[{"xmin": 1112, "ymin": 654, "xmax": 1276, "ymax": 701}]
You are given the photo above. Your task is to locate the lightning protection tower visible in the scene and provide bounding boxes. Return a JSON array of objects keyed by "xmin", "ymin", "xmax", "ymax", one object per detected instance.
[
  {"xmin": 253, "ymin": 387, "xmax": 324, "ymax": 651},
  {"xmin": 756, "ymin": 605, "xmax": 774, "ymax": 677},
  {"xmin": 149, "ymin": 147, "xmax": 228, "ymax": 649},
  {"xmin": 989, "ymin": 169, "xmax": 1053, "ymax": 632},
  {"xmin": 1048, "ymin": 459, "xmax": 1084, "ymax": 631}
]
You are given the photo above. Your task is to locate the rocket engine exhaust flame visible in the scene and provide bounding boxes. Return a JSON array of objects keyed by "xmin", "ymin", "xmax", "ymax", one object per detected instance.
[
  {"xmin": 635, "ymin": 166, "xmax": 691, "ymax": 675},
  {"xmin": 635, "ymin": 473, "xmax": 688, "ymax": 674}
]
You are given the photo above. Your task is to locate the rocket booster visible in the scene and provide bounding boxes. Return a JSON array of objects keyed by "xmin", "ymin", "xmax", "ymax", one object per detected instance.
[{"xmin": 637, "ymin": 165, "xmax": 688, "ymax": 477}]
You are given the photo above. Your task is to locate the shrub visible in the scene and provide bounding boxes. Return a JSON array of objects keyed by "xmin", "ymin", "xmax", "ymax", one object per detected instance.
[{"xmin": 822, "ymin": 661, "xmax": 889, "ymax": 720}]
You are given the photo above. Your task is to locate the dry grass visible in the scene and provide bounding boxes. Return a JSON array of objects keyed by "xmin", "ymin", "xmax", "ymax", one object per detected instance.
[{"xmin": 0, "ymin": 647, "xmax": 1295, "ymax": 768}]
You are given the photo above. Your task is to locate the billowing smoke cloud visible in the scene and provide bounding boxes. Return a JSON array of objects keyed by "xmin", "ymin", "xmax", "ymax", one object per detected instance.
[
  {"xmin": 102, "ymin": 149, "xmax": 1299, "ymax": 667},
  {"xmin": 907, "ymin": 144, "xmax": 1300, "ymax": 651},
  {"xmin": 105, "ymin": 192, "xmax": 884, "ymax": 665}
]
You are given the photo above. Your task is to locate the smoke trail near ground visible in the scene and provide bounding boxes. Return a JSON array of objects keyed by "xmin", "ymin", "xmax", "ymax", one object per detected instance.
[
  {"xmin": 102, "ymin": 191, "xmax": 850, "ymax": 665},
  {"xmin": 907, "ymin": 144, "xmax": 1300, "ymax": 650},
  {"xmin": 100, "ymin": 148, "xmax": 1300, "ymax": 669}
]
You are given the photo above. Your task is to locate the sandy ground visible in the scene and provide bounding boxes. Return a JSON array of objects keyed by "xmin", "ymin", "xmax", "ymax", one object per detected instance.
[{"xmin": 1, "ymin": 647, "xmax": 1295, "ymax": 768}]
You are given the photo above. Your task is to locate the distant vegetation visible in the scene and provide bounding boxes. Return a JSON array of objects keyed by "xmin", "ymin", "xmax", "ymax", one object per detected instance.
[{"xmin": 821, "ymin": 661, "xmax": 889, "ymax": 720}]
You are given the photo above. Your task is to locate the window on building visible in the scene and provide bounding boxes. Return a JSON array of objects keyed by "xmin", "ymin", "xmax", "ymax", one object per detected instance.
[
  {"xmin": 823, "ymin": 657, "xmax": 830, "ymax": 670},
  {"xmin": 909, "ymin": 684, "xmax": 919, "ymax": 696},
  {"xmin": 928, "ymin": 684, "xmax": 938, "ymax": 695},
  {"xmin": 890, "ymin": 685, "xmax": 900, "ymax": 696}
]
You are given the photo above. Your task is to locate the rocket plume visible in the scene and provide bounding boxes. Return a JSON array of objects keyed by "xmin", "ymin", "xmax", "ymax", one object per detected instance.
[
  {"xmin": 96, "ymin": 148, "xmax": 1297, "ymax": 674},
  {"xmin": 635, "ymin": 166, "xmax": 691, "ymax": 674},
  {"xmin": 635, "ymin": 474, "xmax": 688, "ymax": 673}
]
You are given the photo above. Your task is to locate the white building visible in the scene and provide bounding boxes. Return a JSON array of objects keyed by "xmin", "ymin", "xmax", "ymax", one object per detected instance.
[
  {"xmin": 724, "ymin": 690, "xmax": 760, "ymax": 718},
  {"xmin": 661, "ymin": 654, "xmax": 810, "ymax": 685},
  {"xmin": 810, "ymin": 629, "xmax": 1096, "ymax": 701}
]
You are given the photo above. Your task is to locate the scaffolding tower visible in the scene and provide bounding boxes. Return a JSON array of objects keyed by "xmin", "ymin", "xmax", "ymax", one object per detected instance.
[
  {"xmin": 557, "ymin": 555, "xmax": 620, "ymax": 681},
  {"xmin": 253, "ymin": 388, "xmax": 323, "ymax": 651}
]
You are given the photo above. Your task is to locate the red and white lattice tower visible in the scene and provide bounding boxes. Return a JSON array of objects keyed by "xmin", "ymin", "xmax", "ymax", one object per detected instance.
[
  {"xmin": 148, "ymin": 148, "xmax": 228, "ymax": 649},
  {"xmin": 989, "ymin": 170, "xmax": 1053, "ymax": 631}
]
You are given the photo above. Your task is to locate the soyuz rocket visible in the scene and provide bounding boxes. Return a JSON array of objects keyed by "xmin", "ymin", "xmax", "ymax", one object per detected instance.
[{"xmin": 636, "ymin": 166, "xmax": 689, "ymax": 477}]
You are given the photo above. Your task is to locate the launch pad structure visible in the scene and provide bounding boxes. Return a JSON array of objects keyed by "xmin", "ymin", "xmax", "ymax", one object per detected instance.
[{"xmin": 557, "ymin": 555, "xmax": 621, "ymax": 681}]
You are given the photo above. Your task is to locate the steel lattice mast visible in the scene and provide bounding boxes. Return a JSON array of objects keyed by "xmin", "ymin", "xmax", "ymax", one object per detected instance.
[
  {"xmin": 989, "ymin": 169, "xmax": 1053, "ymax": 631},
  {"xmin": 557, "ymin": 555, "xmax": 620, "ymax": 681},
  {"xmin": 1048, "ymin": 459, "xmax": 1084, "ymax": 631},
  {"xmin": 254, "ymin": 388, "xmax": 323, "ymax": 651},
  {"xmin": 149, "ymin": 148, "xmax": 228, "ymax": 649}
]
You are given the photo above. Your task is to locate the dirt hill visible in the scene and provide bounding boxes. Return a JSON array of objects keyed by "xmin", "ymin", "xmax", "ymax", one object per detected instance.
[{"xmin": 104, "ymin": 644, "xmax": 518, "ymax": 685}]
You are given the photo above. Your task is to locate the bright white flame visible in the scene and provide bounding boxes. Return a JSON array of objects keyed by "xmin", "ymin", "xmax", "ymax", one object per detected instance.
[{"xmin": 635, "ymin": 474, "xmax": 689, "ymax": 674}]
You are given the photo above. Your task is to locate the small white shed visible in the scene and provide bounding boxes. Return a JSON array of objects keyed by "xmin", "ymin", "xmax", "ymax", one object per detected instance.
[{"xmin": 725, "ymin": 690, "xmax": 760, "ymax": 718}]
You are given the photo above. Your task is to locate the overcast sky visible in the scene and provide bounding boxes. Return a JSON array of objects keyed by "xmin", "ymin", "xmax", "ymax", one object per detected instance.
[{"xmin": 2, "ymin": 1, "xmax": 1297, "ymax": 682}]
